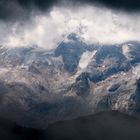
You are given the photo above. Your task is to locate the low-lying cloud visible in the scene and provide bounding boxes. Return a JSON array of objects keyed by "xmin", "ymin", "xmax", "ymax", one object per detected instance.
[{"xmin": 0, "ymin": 4, "xmax": 140, "ymax": 49}]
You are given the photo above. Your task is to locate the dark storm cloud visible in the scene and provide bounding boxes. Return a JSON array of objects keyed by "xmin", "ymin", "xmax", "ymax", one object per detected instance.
[
  {"xmin": 0, "ymin": 0, "xmax": 30, "ymax": 21},
  {"xmin": 0, "ymin": 0, "xmax": 140, "ymax": 21},
  {"xmin": 0, "ymin": 0, "xmax": 59, "ymax": 21},
  {"xmin": 79, "ymin": 0, "xmax": 140, "ymax": 11},
  {"xmin": 17, "ymin": 0, "xmax": 140, "ymax": 11},
  {"xmin": 16, "ymin": 0, "xmax": 140, "ymax": 11},
  {"xmin": 17, "ymin": 0, "xmax": 59, "ymax": 9}
]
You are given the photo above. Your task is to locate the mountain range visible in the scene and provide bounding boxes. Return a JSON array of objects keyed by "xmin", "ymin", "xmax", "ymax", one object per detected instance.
[{"xmin": 0, "ymin": 33, "xmax": 140, "ymax": 128}]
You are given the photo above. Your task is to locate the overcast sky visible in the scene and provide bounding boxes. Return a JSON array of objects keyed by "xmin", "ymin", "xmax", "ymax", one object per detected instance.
[{"xmin": 1, "ymin": 0, "xmax": 140, "ymax": 20}]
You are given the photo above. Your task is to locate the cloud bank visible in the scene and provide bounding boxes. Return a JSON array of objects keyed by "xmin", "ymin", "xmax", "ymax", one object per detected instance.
[
  {"xmin": 0, "ymin": 4, "xmax": 140, "ymax": 49},
  {"xmin": 1, "ymin": 0, "xmax": 140, "ymax": 21}
]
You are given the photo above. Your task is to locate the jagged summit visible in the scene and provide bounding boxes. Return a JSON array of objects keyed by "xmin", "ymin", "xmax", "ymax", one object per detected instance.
[{"xmin": 0, "ymin": 33, "xmax": 140, "ymax": 128}]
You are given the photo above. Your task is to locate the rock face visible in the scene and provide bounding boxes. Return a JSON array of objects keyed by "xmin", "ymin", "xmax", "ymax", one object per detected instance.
[
  {"xmin": 72, "ymin": 72, "xmax": 90, "ymax": 97},
  {"xmin": 55, "ymin": 34, "xmax": 90, "ymax": 73},
  {"xmin": 136, "ymin": 78, "xmax": 140, "ymax": 95},
  {"xmin": 0, "ymin": 33, "xmax": 140, "ymax": 128},
  {"xmin": 86, "ymin": 45, "xmax": 131, "ymax": 82},
  {"xmin": 108, "ymin": 83, "xmax": 121, "ymax": 92}
]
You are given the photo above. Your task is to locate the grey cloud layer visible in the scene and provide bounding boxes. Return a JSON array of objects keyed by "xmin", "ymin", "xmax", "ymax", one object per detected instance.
[
  {"xmin": 0, "ymin": 6, "xmax": 140, "ymax": 49},
  {"xmin": 1, "ymin": 0, "xmax": 140, "ymax": 21}
]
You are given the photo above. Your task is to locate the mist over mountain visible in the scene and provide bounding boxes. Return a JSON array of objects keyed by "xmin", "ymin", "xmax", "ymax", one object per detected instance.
[
  {"xmin": 0, "ymin": 0, "xmax": 140, "ymax": 140},
  {"xmin": 0, "ymin": 33, "xmax": 139, "ymax": 129}
]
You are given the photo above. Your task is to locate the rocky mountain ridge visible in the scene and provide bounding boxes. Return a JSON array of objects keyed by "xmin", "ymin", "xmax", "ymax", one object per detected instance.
[{"xmin": 0, "ymin": 33, "xmax": 140, "ymax": 128}]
